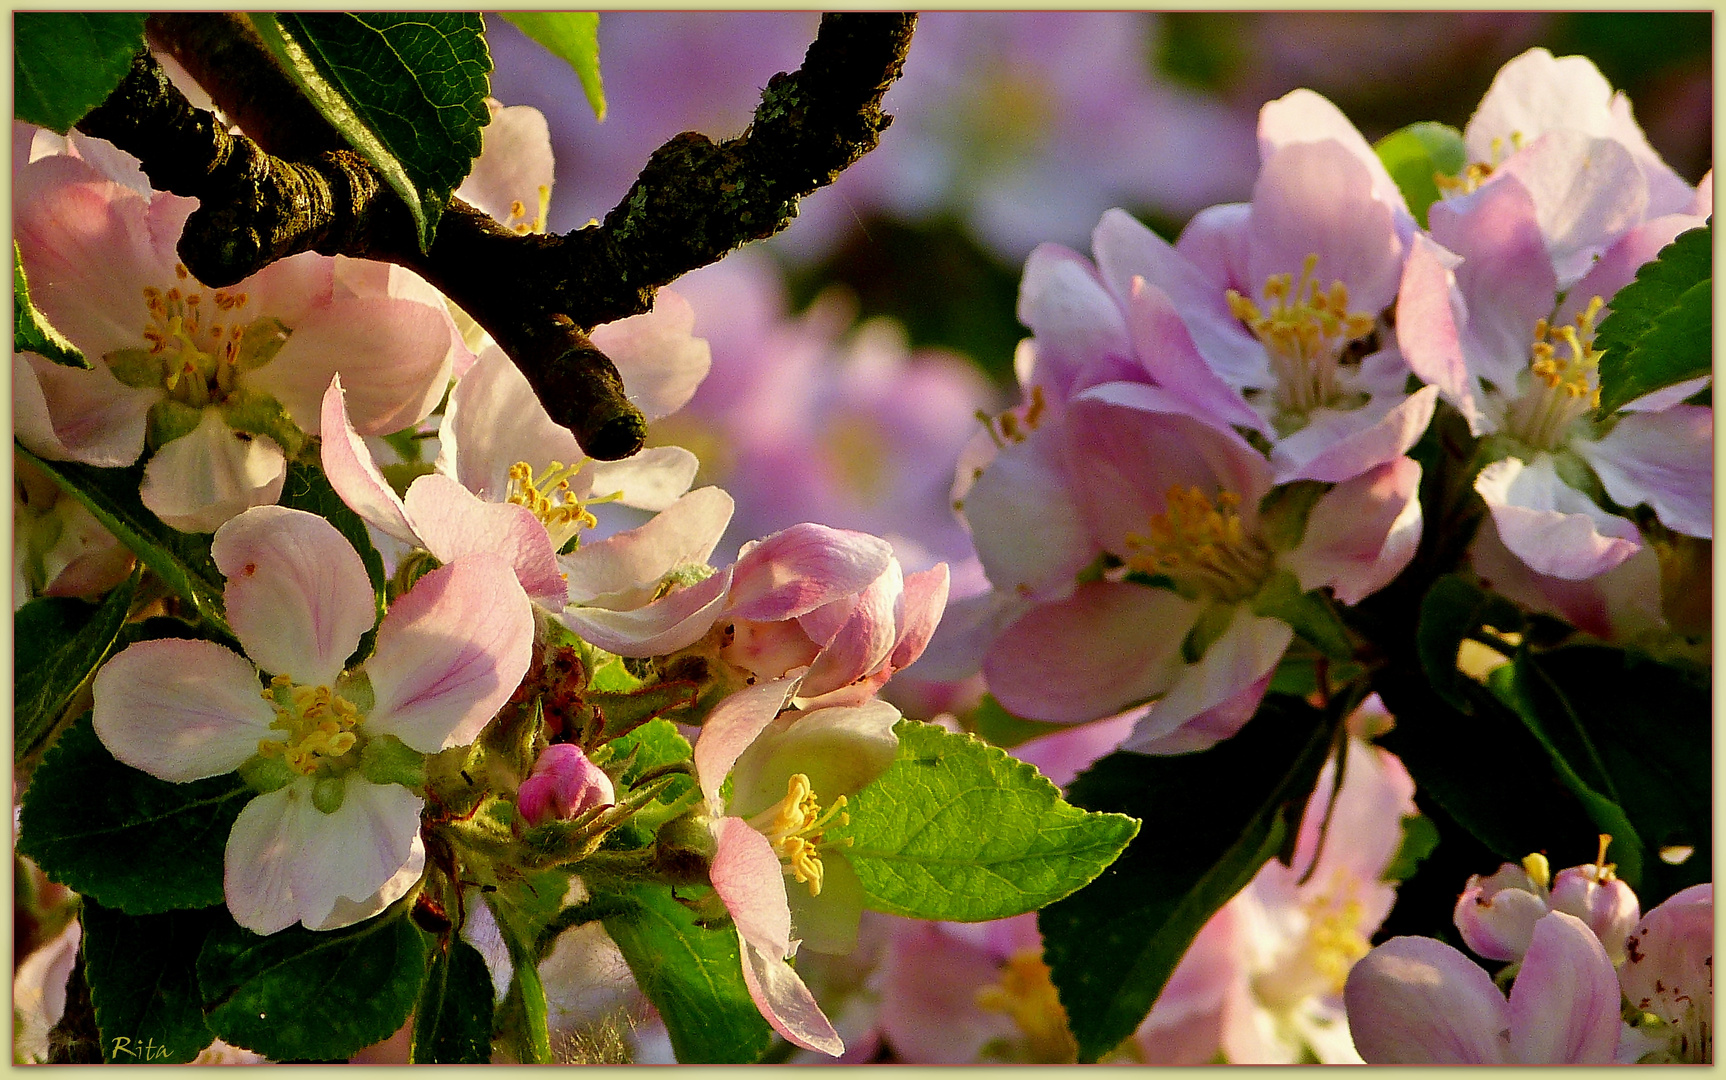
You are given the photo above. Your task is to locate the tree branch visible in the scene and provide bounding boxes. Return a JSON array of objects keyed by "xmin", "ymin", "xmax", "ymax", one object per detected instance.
[{"xmin": 74, "ymin": 13, "xmax": 917, "ymax": 462}]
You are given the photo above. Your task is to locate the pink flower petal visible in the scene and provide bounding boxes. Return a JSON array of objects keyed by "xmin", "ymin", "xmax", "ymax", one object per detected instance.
[
  {"xmin": 1498, "ymin": 132, "xmax": 1646, "ymax": 286},
  {"xmin": 727, "ymin": 699, "xmax": 901, "ymax": 820},
  {"xmin": 728, "ymin": 523, "xmax": 894, "ymax": 623},
  {"xmin": 92, "ymin": 638, "xmax": 276, "ymax": 782},
  {"xmin": 559, "ymin": 563, "xmax": 735, "ymax": 657},
  {"xmin": 1273, "ymin": 385, "xmax": 1439, "ymax": 485},
  {"xmin": 561, "ymin": 486, "xmax": 733, "ymax": 605},
  {"xmin": 440, "ymin": 344, "xmax": 586, "ymax": 501},
  {"xmin": 403, "ymin": 472, "xmax": 567, "ymax": 609},
  {"xmin": 318, "ymin": 375, "xmax": 420, "ymax": 547},
  {"xmin": 1575, "ymin": 406, "xmax": 1713, "ymax": 539},
  {"xmin": 246, "ymin": 296, "xmax": 456, "ymax": 437},
  {"xmin": 211, "ymin": 505, "xmax": 375, "ymax": 686},
  {"xmin": 1620, "ymin": 883, "xmax": 1713, "ymax": 1025},
  {"xmin": 1508, "ymin": 911, "xmax": 1621, "ymax": 1063},
  {"xmin": 1124, "ymin": 609, "xmax": 1292, "ymax": 748},
  {"xmin": 140, "ymin": 411, "xmax": 287, "ymax": 534},
  {"xmin": 13, "ymin": 352, "xmax": 154, "ymax": 468},
  {"xmin": 1475, "ymin": 455, "xmax": 1642, "ymax": 580},
  {"xmin": 797, "ymin": 562, "xmax": 901, "ymax": 699},
  {"xmin": 455, "ymin": 102, "xmax": 555, "ymax": 227},
  {"xmin": 1285, "ymin": 457, "xmax": 1424, "ymax": 605},
  {"xmin": 1125, "ymin": 672, "xmax": 1268, "ymax": 756},
  {"xmin": 985, "ymin": 582, "xmax": 1197, "ymax": 724},
  {"xmin": 1394, "ymin": 236, "xmax": 1481, "ymax": 430},
  {"xmin": 290, "ymin": 778, "xmax": 426, "ymax": 931},
  {"xmin": 588, "ymin": 288, "xmax": 712, "ymax": 422},
  {"xmin": 960, "ymin": 420, "xmax": 1092, "ymax": 603},
  {"xmin": 224, "ymin": 782, "xmax": 314, "ymax": 935},
  {"xmin": 693, "ymin": 676, "xmax": 802, "ymax": 811},
  {"xmin": 1013, "ymin": 710, "xmax": 1140, "ymax": 788},
  {"xmin": 711, "ymin": 816, "xmax": 792, "ymax": 955},
  {"xmin": 1015, "ymin": 242, "xmax": 1131, "ymax": 399},
  {"xmin": 889, "ymin": 562, "xmax": 951, "ymax": 672},
  {"xmin": 585, "ymin": 446, "xmax": 700, "ymax": 512},
  {"xmin": 1125, "ymin": 277, "xmax": 1264, "ymax": 432},
  {"xmin": 1258, "ymin": 88, "xmax": 1407, "ymax": 215},
  {"xmin": 738, "ymin": 930, "xmax": 844, "ymax": 1057},
  {"xmin": 363, "ymin": 553, "xmax": 534, "ymax": 752},
  {"xmin": 1343, "ymin": 936, "xmax": 1512, "ymax": 1063}
]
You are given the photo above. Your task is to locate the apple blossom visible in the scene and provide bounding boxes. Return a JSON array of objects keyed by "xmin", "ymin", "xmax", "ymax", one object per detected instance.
[
  {"xmin": 13, "ymin": 151, "xmax": 469, "ymax": 533},
  {"xmin": 1618, "ymin": 883, "xmax": 1713, "ymax": 1063},
  {"xmin": 13, "ymin": 451, "xmax": 135, "ymax": 607},
  {"xmin": 91, "ymin": 506, "xmax": 532, "ymax": 933},
  {"xmin": 516, "ymin": 743, "xmax": 617, "ymax": 827}
]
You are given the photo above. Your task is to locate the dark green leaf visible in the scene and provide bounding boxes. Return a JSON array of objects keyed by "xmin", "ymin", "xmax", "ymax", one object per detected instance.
[
  {"xmin": 1414, "ymin": 573, "xmax": 1523, "ymax": 712},
  {"xmin": 14, "ymin": 241, "xmax": 86, "ymax": 366},
  {"xmin": 411, "ymin": 940, "xmax": 495, "ymax": 1063},
  {"xmin": 601, "ymin": 884, "xmax": 772, "ymax": 1064},
  {"xmin": 83, "ymin": 902, "xmax": 223, "ymax": 1063},
  {"xmin": 249, "ymin": 13, "xmax": 492, "ymax": 250},
  {"xmin": 16, "ymin": 446, "xmax": 232, "ymax": 641},
  {"xmin": 1488, "ymin": 659, "xmax": 1644, "ymax": 888},
  {"xmin": 498, "ymin": 13, "xmax": 604, "ymax": 120},
  {"xmin": 1040, "ymin": 695, "xmax": 1333, "ymax": 1062},
  {"xmin": 1504, "ymin": 645, "xmax": 1710, "ymax": 903},
  {"xmin": 1374, "ymin": 122, "xmax": 1467, "ymax": 229},
  {"xmin": 829, "ymin": 720, "xmax": 1138, "ymax": 922},
  {"xmin": 14, "ymin": 571, "xmax": 136, "ymax": 765},
  {"xmin": 19, "ymin": 713, "xmax": 251, "ymax": 914},
  {"xmin": 14, "ymin": 13, "xmax": 148, "ymax": 133},
  {"xmin": 198, "ymin": 905, "xmax": 431, "ymax": 1061},
  {"xmin": 1595, "ymin": 221, "xmax": 1712, "ymax": 415},
  {"xmin": 1381, "ymin": 814, "xmax": 1441, "ymax": 883}
]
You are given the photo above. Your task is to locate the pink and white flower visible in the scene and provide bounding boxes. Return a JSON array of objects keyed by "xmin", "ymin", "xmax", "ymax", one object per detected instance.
[
  {"xmin": 1344, "ymin": 910, "xmax": 1623, "ymax": 1063},
  {"xmin": 691, "ymin": 678, "xmax": 903, "ymax": 1056},
  {"xmin": 1453, "ymin": 845, "xmax": 1640, "ymax": 965},
  {"xmin": 953, "ymin": 387, "xmax": 1420, "ymax": 750},
  {"xmin": 13, "ymin": 152, "xmax": 470, "ymax": 533},
  {"xmin": 91, "ymin": 506, "xmax": 533, "ymax": 933},
  {"xmin": 1618, "ymin": 883, "xmax": 1713, "ymax": 1063},
  {"xmin": 13, "ymin": 451, "xmax": 135, "ymax": 607}
]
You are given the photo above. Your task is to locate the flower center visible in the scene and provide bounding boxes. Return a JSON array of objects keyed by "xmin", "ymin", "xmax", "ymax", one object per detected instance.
[
  {"xmin": 107, "ymin": 264, "xmax": 289, "ymax": 407},
  {"xmin": 745, "ymin": 773, "xmax": 851, "ymax": 898},
  {"xmin": 503, "ymin": 184, "xmax": 551, "ymax": 235},
  {"xmin": 257, "ymin": 674, "xmax": 364, "ymax": 777},
  {"xmin": 974, "ymin": 950, "xmax": 1078, "ymax": 1063},
  {"xmin": 1226, "ymin": 253, "xmax": 1376, "ymax": 425},
  {"xmin": 1501, "ymin": 296, "xmax": 1604, "ymax": 452},
  {"xmin": 505, "ymin": 459, "xmax": 618, "ymax": 551},
  {"xmin": 980, "ymin": 384, "xmax": 1049, "ymax": 448},
  {"xmin": 1435, "ymin": 132, "xmax": 1524, "ymax": 198},
  {"xmin": 1253, "ymin": 873, "xmax": 1373, "ymax": 1011},
  {"xmin": 1124, "ymin": 485, "xmax": 1273, "ymax": 603}
]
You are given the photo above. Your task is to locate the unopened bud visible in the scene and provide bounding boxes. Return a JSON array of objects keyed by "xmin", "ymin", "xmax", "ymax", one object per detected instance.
[
  {"xmin": 1550, "ymin": 864, "xmax": 1640, "ymax": 964},
  {"xmin": 1454, "ymin": 861, "xmax": 1550, "ymax": 961},
  {"xmin": 516, "ymin": 743, "xmax": 615, "ymax": 827}
]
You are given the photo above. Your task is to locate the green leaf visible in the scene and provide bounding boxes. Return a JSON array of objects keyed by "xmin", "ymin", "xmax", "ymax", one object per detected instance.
[
  {"xmin": 411, "ymin": 940, "xmax": 495, "ymax": 1063},
  {"xmin": 1374, "ymin": 121, "xmax": 1467, "ymax": 229},
  {"xmin": 83, "ymin": 902, "xmax": 223, "ymax": 1063},
  {"xmin": 198, "ymin": 905, "xmax": 431, "ymax": 1062},
  {"xmin": 249, "ymin": 13, "xmax": 492, "ymax": 251},
  {"xmin": 1381, "ymin": 814, "xmax": 1441, "ymax": 883},
  {"xmin": 1415, "ymin": 574, "xmax": 1524, "ymax": 712},
  {"xmin": 18, "ymin": 713, "xmax": 252, "ymax": 914},
  {"xmin": 607, "ymin": 718, "xmax": 692, "ymax": 783},
  {"xmin": 1594, "ymin": 221, "xmax": 1712, "ymax": 416},
  {"xmin": 14, "ymin": 570, "xmax": 137, "ymax": 765},
  {"xmin": 1040, "ymin": 694, "xmax": 1333, "ymax": 1062},
  {"xmin": 498, "ymin": 13, "xmax": 605, "ymax": 120},
  {"xmin": 14, "ymin": 241, "xmax": 86, "ymax": 367},
  {"xmin": 1488, "ymin": 660, "xmax": 1644, "ymax": 888},
  {"xmin": 1497, "ymin": 645, "xmax": 1710, "ymax": 903},
  {"xmin": 600, "ymin": 884, "xmax": 772, "ymax": 1064},
  {"xmin": 16, "ymin": 446, "xmax": 232, "ymax": 641},
  {"xmin": 827, "ymin": 720, "xmax": 1138, "ymax": 922},
  {"xmin": 14, "ymin": 13, "xmax": 148, "ymax": 133}
]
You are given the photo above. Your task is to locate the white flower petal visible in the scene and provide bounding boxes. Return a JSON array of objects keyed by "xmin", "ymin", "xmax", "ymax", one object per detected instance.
[
  {"xmin": 224, "ymin": 782, "xmax": 315, "ymax": 936},
  {"xmin": 140, "ymin": 410, "xmax": 286, "ymax": 534},
  {"xmin": 93, "ymin": 638, "xmax": 275, "ymax": 782},
  {"xmin": 292, "ymin": 778, "xmax": 426, "ymax": 931}
]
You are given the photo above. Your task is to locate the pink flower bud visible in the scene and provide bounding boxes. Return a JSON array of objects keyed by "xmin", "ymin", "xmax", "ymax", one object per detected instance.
[
  {"xmin": 517, "ymin": 744, "xmax": 615, "ymax": 827},
  {"xmin": 1453, "ymin": 862, "xmax": 1550, "ymax": 961},
  {"xmin": 1550, "ymin": 864, "xmax": 1640, "ymax": 964}
]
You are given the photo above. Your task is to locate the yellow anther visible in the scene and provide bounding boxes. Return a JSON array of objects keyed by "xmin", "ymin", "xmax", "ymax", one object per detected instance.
[
  {"xmin": 1125, "ymin": 485, "xmax": 1269, "ymax": 602},
  {"xmin": 259, "ymin": 678, "xmax": 365, "ymax": 777},
  {"xmin": 1226, "ymin": 252, "xmax": 1375, "ymax": 419},
  {"xmin": 505, "ymin": 459, "xmax": 611, "ymax": 550},
  {"xmin": 975, "ymin": 951, "xmax": 1078, "ymax": 1062},
  {"xmin": 1522, "ymin": 852, "xmax": 1551, "ymax": 891},
  {"xmin": 746, "ymin": 774, "xmax": 851, "ymax": 898},
  {"xmin": 1503, "ymin": 296, "xmax": 1605, "ymax": 450},
  {"xmin": 983, "ymin": 384, "xmax": 1049, "ymax": 448}
]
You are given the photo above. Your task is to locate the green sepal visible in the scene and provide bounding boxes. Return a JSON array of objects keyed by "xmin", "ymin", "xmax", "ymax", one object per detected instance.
[
  {"xmin": 219, "ymin": 388, "xmax": 307, "ymax": 459},
  {"xmin": 1256, "ymin": 480, "xmax": 1330, "ymax": 552},
  {"xmin": 238, "ymin": 755, "xmax": 293, "ymax": 795},
  {"xmin": 233, "ymin": 316, "xmax": 291, "ymax": 370},
  {"xmin": 1250, "ymin": 569, "xmax": 1354, "ymax": 659},
  {"xmin": 105, "ymin": 348, "xmax": 164, "ymax": 388},
  {"xmin": 145, "ymin": 399, "xmax": 206, "ymax": 451},
  {"xmin": 360, "ymin": 733, "xmax": 427, "ymax": 790}
]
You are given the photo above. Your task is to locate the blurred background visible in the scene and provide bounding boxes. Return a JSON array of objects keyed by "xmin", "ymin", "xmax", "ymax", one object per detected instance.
[{"xmin": 488, "ymin": 10, "xmax": 1711, "ymax": 572}]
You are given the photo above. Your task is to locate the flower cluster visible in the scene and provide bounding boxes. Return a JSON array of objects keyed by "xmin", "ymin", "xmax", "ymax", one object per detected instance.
[{"xmin": 929, "ymin": 46, "xmax": 1712, "ymax": 754}]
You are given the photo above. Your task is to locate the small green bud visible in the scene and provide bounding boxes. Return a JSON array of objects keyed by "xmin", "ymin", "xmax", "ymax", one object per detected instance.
[
  {"xmin": 239, "ymin": 755, "xmax": 294, "ymax": 794},
  {"xmin": 312, "ymin": 775, "xmax": 346, "ymax": 814}
]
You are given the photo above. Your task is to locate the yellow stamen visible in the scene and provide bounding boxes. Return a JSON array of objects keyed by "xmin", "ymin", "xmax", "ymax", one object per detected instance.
[
  {"xmin": 1124, "ymin": 485, "xmax": 1271, "ymax": 602},
  {"xmin": 745, "ymin": 774, "xmax": 852, "ymax": 898},
  {"xmin": 505, "ymin": 459, "xmax": 615, "ymax": 550},
  {"xmin": 974, "ymin": 951, "xmax": 1078, "ymax": 1063},
  {"xmin": 1522, "ymin": 851, "xmax": 1551, "ymax": 891},
  {"xmin": 1503, "ymin": 296, "xmax": 1604, "ymax": 451},
  {"xmin": 256, "ymin": 675, "xmax": 365, "ymax": 777},
  {"xmin": 1225, "ymin": 253, "xmax": 1375, "ymax": 421}
]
